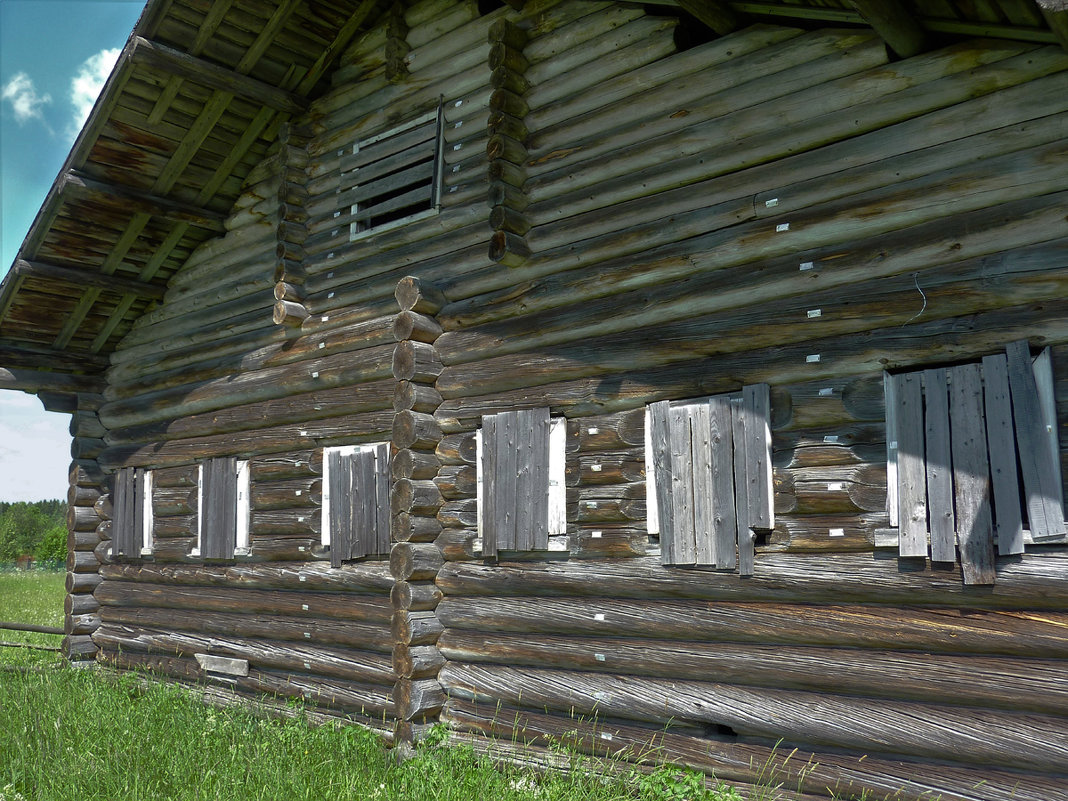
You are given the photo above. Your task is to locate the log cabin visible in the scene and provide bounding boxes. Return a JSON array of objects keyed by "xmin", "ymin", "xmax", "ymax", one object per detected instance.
[{"xmin": 1, "ymin": 0, "xmax": 1066, "ymax": 797}]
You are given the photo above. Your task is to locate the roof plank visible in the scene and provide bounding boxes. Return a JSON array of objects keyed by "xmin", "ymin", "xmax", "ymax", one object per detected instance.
[
  {"xmin": 12, "ymin": 259, "xmax": 167, "ymax": 301},
  {"xmin": 63, "ymin": 170, "xmax": 226, "ymax": 231}
]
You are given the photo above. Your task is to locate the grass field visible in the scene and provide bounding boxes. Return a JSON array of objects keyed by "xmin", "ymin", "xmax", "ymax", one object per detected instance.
[{"xmin": 0, "ymin": 569, "xmax": 752, "ymax": 801}]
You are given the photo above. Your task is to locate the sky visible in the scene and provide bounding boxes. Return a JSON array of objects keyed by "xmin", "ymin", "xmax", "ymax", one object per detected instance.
[{"xmin": 0, "ymin": 0, "xmax": 145, "ymax": 501}]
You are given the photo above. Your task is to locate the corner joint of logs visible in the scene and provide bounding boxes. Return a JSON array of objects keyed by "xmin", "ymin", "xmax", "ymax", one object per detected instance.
[{"xmin": 273, "ymin": 123, "xmax": 311, "ymax": 328}]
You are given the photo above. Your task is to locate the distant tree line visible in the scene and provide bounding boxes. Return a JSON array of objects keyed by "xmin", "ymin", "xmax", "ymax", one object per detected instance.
[{"xmin": 0, "ymin": 500, "xmax": 67, "ymax": 564}]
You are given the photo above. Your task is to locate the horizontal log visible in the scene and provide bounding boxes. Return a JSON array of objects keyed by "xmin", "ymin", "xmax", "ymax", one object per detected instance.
[
  {"xmin": 67, "ymin": 550, "xmax": 99, "ymax": 573},
  {"xmin": 250, "ymin": 478, "xmax": 321, "ymax": 511},
  {"xmin": 393, "ymin": 410, "xmax": 442, "ymax": 450},
  {"xmin": 436, "ymin": 432, "xmax": 477, "ymax": 465},
  {"xmin": 439, "ymin": 663, "xmax": 1068, "ymax": 772},
  {"xmin": 100, "ymin": 606, "xmax": 394, "ymax": 653},
  {"xmin": 391, "ymin": 449, "xmax": 441, "ymax": 481},
  {"xmin": 64, "ymin": 613, "xmax": 100, "ymax": 636},
  {"xmin": 393, "ymin": 643, "xmax": 445, "ymax": 680},
  {"xmin": 391, "ymin": 513, "xmax": 443, "ymax": 543},
  {"xmin": 435, "ymin": 527, "xmax": 479, "ymax": 562},
  {"xmin": 98, "ymin": 561, "xmax": 394, "ymax": 593},
  {"xmin": 435, "ymin": 464, "xmax": 476, "ymax": 499},
  {"xmin": 250, "ymin": 451, "xmax": 321, "ymax": 481},
  {"xmin": 392, "ymin": 341, "xmax": 443, "ymax": 382},
  {"xmin": 437, "ymin": 552, "xmax": 1068, "ymax": 610},
  {"xmin": 395, "ymin": 275, "xmax": 447, "ymax": 315},
  {"xmin": 67, "ymin": 528, "xmax": 100, "ymax": 551},
  {"xmin": 394, "ymin": 677, "xmax": 446, "ymax": 721},
  {"xmin": 62, "ymin": 634, "xmax": 97, "ymax": 660},
  {"xmin": 390, "ymin": 580, "xmax": 443, "ymax": 611},
  {"xmin": 443, "ymin": 699, "xmax": 1062, "ymax": 801},
  {"xmin": 566, "ymin": 410, "xmax": 644, "ymax": 453},
  {"xmin": 69, "ymin": 484, "xmax": 102, "ymax": 508},
  {"xmin": 66, "ymin": 571, "xmax": 101, "ymax": 594},
  {"xmin": 390, "ymin": 541, "xmax": 444, "ymax": 581},
  {"xmin": 393, "ymin": 380, "xmax": 442, "ymax": 413},
  {"xmin": 438, "ymin": 499, "xmax": 477, "ymax": 529},
  {"xmin": 392, "ymin": 610, "xmax": 443, "ymax": 646},
  {"xmin": 393, "ymin": 310, "xmax": 442, "ymax": 343},
  {"xmin": 94, "ymin": 580, "xmax": 392, "ymax": 623},
  {"xmin": 12, "ymin": 258, "xmax": 168, "ymax": 300}
]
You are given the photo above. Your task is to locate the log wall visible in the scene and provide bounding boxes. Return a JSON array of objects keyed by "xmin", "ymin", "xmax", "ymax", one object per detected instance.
[{"xmin": 67, "ymin": 0, "xmax": 1068, "ymax": 795}]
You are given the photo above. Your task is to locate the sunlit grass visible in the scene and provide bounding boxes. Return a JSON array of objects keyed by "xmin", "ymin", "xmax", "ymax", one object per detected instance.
[{"xmin": 0, "ymin": 568, "xmax": 64, "ymax": 668}]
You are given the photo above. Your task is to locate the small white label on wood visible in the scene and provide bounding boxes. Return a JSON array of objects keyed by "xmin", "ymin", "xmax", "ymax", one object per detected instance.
[
  {"xmin": 806, "ymin": 354, "xmax": 820, "ymax": 363},
  {"xmin": 452, "ymin": 165, "xmax": 460, "ymax": 173},
  {"xmin": 302, "ymin": 604, "xmax": 309, "ymax": 611},
  {"xmin": 824, "ymin": 435, "xmax": 840, "ymax": 443},
  {"xmin": 299, "ymin": 575, "xmax": 306, "ymax": 582},
  {"xmin": 303, "ymin": 662, "xmax": 311, "ymax": 670},
  {"xmin": 322, "ymin": 315, "xmax": 329, "ymax": 322},
  {"xmin": 819, "ymin": 387, "xmax": 834, "ymax": 396},
  {"xmin": 593, "ymin": 691, "xmax": 610, "ymax": 701},
  {"xmin": 592, "ymin": 530, "xmax": 602, "ymax": 538},
  {"xmin": 195, "ymin": 653, "xmax": 249, "ymax": 677},
  {"xmin": 765, "ymin": 198, "xmax": 779, "ymax": 207},
  {"xmin": 331, "ymin": 229, "xmax": 339, "ymax": 237},
  {"xmin": 595, "ymin": 653, "xmax": 606, "ymax": 662},
  {"xmin": 591, "ymin": 464, "xmax": 602, "ymax": 472},
  {"xmin": 328, "ymin": 252, "xmax": 334, "ymax": 259},
  {"xmin": 594, "ymin": 613, "xmax": 605, "ymax": 621},
  {"xmin": 586, "ymin": 501, "xmax": 598, "ymax": 509},
  {"xmin": 327, "ymin": 272, "xmax": 334, "ymax": 279},
  {"xmin": 327, "ymin": 292, "xmax": 335, "ymax": 299},
  {"xmin": 828, "ymin": 482, "xmax": 844, "ymax": 491},
  {"xmin": 311, "ymin": 372, "xmax": 319, "ymax": 379},
  {"xmin": 300, "ymin": 430, "xmax": 308, "ymax": 436},
  {"xmin": 807, "ymin": 309, "xmax": 822, "ymax": 318},
  {"xmin": 600, "ymin": 732, "xmax": 613, "ymax": 741},
  {"xmin": 829, "ymin": 528, "xmax": 845, "ymax": 537},
  {"xmin": 318, "ymin": 342, "xmax": 325, "ymax": 348},
  {"xmin": 304, "ymin": 632, "xmax": 311, "ymax": 638},
  {"xmin": 454, "ymin": 100, "xmax": 463, "ymax": 107},
  {"xmin": 588, "ymin": 427, "xmax": 599, "ymax": 434},
  {"xmin": 450, "ymin": 186, "xmax": 458, "ymax": 192},
  {"xmin": 296, "ymin": 490, "xmax": 302, "ymax": 496},
  {"xmin": 800, "ymin": 261, "xmax": 814, "ymax": 270},
  {"xmin": 776, "ymin": 223, "xmax": 790, "ymax": 232},
  {"xmin": 453, "ymin": 144, "xmax": 462, "ymax": 151},
  {"xmin": 454, "ymin": 120, "xmax": 463, "ymax": 128}
]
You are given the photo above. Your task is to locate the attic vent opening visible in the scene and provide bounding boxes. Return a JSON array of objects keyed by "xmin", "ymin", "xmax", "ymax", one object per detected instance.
[{"xmin": 341, "ymin": 102, "xmax": 444, "ymax": 240}]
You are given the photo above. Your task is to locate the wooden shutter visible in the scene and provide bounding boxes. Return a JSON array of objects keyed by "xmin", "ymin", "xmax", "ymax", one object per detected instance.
[
  {"xmin": 201, "ymin": 457, "xmax": 237, "ymax": 560},
  {"xmin": 112, "ymin": 467, "xmax": 139, "ymax": 558},
  {"xmin": 328, "ymin": 449, "xmax": 353, "ymax": 568},
  {"xmin": 328, "ymin": 444, "xmax": 390, "ymax": 567},
  {"xmin": 481, "ymin": 408, "xmax": 552, "ymax": 555},
  {"xmin": 650, "ymin": 385, "xmax": 771, "ymax": 574}
]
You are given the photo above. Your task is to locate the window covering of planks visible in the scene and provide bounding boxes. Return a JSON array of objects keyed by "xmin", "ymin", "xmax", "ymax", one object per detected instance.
[
  {"xmin": 112, "ymin": 466, "xmax": 151, "ymax": 559},
  {"xmin": 341, "ymin": 103, "xmax": 444, "ymax": 239},
  {"xmin": 324, "ymin": 444, "xmax": 390, "ymax": 567},
  {"xmin": 198, "ymin": 456, "xmax": 239, "ymax": 560},
  {"xmin": 885, "ymin": 341, "xmax": 1065, "ymax": 585},
  {"xmin": 479, "ymin": 408, "xmax": 566, "ymax": 558},
  {"xmin": 646, "ymin": 384, "xmax": 773, "ymax": 575}
]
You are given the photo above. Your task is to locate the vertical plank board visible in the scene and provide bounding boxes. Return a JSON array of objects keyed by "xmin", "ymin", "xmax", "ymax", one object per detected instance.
[
  {"xmin": 1031, "ymin": 347, "xmax": 1065, "ymax": 537},
  {"xmin": 202, "ymin": 459, "xmax": 222, "ymax": 559},
  {"xmin": 981, "ymin": 354, "xmax": 1025, "ymax": 555},
  {"xmin": 669, "ymin": 404, "xmax": 697, "ymax": 565},
  {"xmin": 132, "ymin": 468, "xmax": 145, "ymax": 557},
  {"xmin": 884, "ymin": 372, "xmax": 899, "ymax": 528},
  {"xmin": 1006, "ymin": 340, "xmax": 1064, "ymax": 540},
  {"xmin": 949, "ymin": 364, "xmax": 996, "ymax": 586},
  {"xmin": 730, "ymin": 397, "xmax": 754, "ymax": 576},
  {"xmin": 112, "ymin": 467, "xmax": 134, "ymax": 558},
  {"xmin": 481, "ymin": 415, "xmax": 498, "ymax": 559},
  {"xmin": 922, "ymin": 369, "xmax": 955, "ymax": 563},
  {"xmin": 141, "ymin": 469, "xmax": 154, "ymax": 554},
  {"xmin": 514, "ymin": 408, "xmax": 535, "ymax": 552},
  {"xmin": 743, "ymin": 384, "xmax": 773, "ymax": 531},
  {"xmin": 374, "ymin": 443, "xmax": 391, "ymax": 556},
  {"xmin": 690, "ymin": 401, "xmax": 716, "ymax": 566},
  {"xmin": 648, "ymin": 401, "xmax": 675, "ymax": 565},
  {"xmin": 354, "ymin": 448, "xmax": 376, "ymax": 559},
  {"xmin": 893, "ymin": 373, "xmax": 928, "ymax": 558},
  {"xmin": 328, "ymin": 449, "xmax": 350, "ymax": 568},
  {"xmin": 496, "ymin": 411, "xmax": 518, "ymax": 551},
  {"xmin": 531, "ymin": 409, "xmax": 551, "ymax": 549},
  {"xmin": 219, "ymin": 456, "xmax": 238, "ymax": 560},
  {"xmin": 709, "ymin": 394, "xmax": 737, "ymax": 570}
]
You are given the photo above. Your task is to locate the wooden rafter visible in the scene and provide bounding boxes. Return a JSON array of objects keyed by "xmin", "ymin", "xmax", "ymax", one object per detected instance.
[
  {"xmin": 62, "ymin": 171, "xmax": 225, "ymax": 231},
  {"xmin": 0, "ymin": 340, "xmax": 110, "ymax": 372},
  {"xmin": 677, "ymin": 0, "xmax": 740, "ymax": 35},
  {"xmin": 0, "ymin": 367, "xmax": 104, "ymax": 395},
  {"xmin": 847, "ymin": 0, "xmax": 927, "ymax": 57},
  {"xmin": 1037, "ymin": 0, "xmax": 1068, "ymax": 51},
  {"xmin": 129, "ymin": 36, "xmax": 308, "ymax": 115},
  {"xmin": 12, "ymin": 259, "xmax": 167, "ymax": 301}
]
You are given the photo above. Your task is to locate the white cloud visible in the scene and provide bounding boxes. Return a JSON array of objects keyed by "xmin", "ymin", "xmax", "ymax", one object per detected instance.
[
  {"xmin": 1, "ymin": 72, "xmax": 52, "ymax": 125},
  {"xmin": 68, "ymin": 48, "xmax": 120, "ymax": 137},
  {"xmin": 0, "ymin": 396, "xmax": 71, "ymax": 502}
]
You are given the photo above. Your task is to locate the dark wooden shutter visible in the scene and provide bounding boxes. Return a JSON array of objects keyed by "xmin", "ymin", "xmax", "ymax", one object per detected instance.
[
  {"xmin": 112, "ymin": 467, "xmax": 139, "ymax": 558},
  {"xmin": 328, "ymin": 449, "xmax": 352, "ymax": 568},
  {"xmin": 329, "ymin": 444, "xmax": 390, "ymax": 566},
  {"xmin": 201, "ymin": 457, "xmax": 237, "ymax": 560},
  {"xmin": 482, "ymin": 409, "xmax": 552, "ymax": 555}
]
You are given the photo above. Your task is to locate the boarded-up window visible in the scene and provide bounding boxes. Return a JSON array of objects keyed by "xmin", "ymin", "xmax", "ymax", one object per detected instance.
[
  {"xmin": 885, "ymin": 341, "xmax": 1065, "ymax": 585},
  {"xmin": 645, "ymin": 384, "xmax": 773, "ymax": 574},
  {"xmin": 112, "ymin": 467, "xmax": 153, "ymax": 559},
  {"xmin": 321, "ymin": 444, "xmax": 390, "ymax": 567},
  {"xmin": 196, "ymin": 458, "xmax": 250, "ymax": 560},
  {"xmin": 341, "ymin": 104, "xmax": 444, "ymax": 240},
  {"xmin": 477, "ymin": 409, "xmax": 567, "ymax": 557}
]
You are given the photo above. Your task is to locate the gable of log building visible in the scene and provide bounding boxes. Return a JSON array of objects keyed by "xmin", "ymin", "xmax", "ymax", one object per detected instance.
[{"xmin": 58, "ymin": 1, "xmax": 1068, "ymax": 799}]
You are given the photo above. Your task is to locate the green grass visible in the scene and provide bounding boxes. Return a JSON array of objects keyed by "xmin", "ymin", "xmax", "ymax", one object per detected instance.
[{"xmin": 0, "ymin": 567, "xmax": 64, "ymax": 668}]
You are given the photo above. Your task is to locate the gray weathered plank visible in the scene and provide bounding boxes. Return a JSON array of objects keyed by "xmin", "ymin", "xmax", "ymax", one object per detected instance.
[
  {"xmin": 514, "ymin": 408, "xmax": 536, "ymax": 552},
  {"xmin": 112, "ymin": 467, "xmax": 136, "ymax": 558},
  {"xmin": 709, "ymin": 394, "xmax": 737, "ymax": 570},
  {"xmin": 531, "ymin": 408, "xmax": 551, "ymax": 551},
  {"xmin": 892, "ymin": 372, "xmax": 928, "ymax": 558},
  {"xmin": 743, "ymin": 383, "xmax": 773, "ymax": 531},
  {"xmin": 481, "ymin": 415, "xmax": 499, "ymax": 560},
  {"xmin": 731, "ymin": 396, "xmax": 754, "ymax": 576},
  {"xmin": 1006, "ymin": 340, "xmax": 1064, "ymax": 541},
  {"xmin": 884, "ymin": 371, "xmax": 899, "ymax": 528},
  {"xmin": 922, "ymin": 368, "xmax": 955, "ymax": 563},
  {"xmin": 328, "ymin": 449, "xmax": 350, "ymax": 568},
  {"xmin": 133, "ymin": 468, "xmax": 146, "ymax": 555},
  {"xmin": 1030, "ymin": 347, "xmax": 1065, "ymax": 538},
  {"xmin": 354, "ymin": 447, "xmax": 376, "ymax": 559},
  {"xmin": 374, "ymin": 443, "xmax": 391, "ymax": 556},
  {"xmin": 648, "ymin": 401, "xmax": 675, "ymax": 566},
  {"xmin": 496, "ymin": 410, "xmax": 518, "ymax": 551},
  {"xmin": 203, "ymin": 456, "xmax": 237, "ymax": 560},
  {"xmin": 669, "ymin": 404, "xmax": 697, "ymax": 565},
  {"xmin": 949, "ymin": 364, "xmax": 996, "ymax": 586},
  {"xmin": 689, "ymin": 400, "xmax": 716, "ymax": 566},
  {"xmin": 981, "ymin": 354, "xmax": 1025, "ymax": 555}
]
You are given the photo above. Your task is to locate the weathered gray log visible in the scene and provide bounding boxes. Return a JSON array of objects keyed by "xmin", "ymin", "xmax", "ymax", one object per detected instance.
[
  {"xmin": 393, "ymin": 310, "xmax": 442, "ymax": 343},
  {"xmin": 99, "ymin": 561, "xmax": 394, "ymax": 593},
  {"xmin": 439, "ymin": 663, "xmax": 1068, "ymax": 772},
  {"xmin": 435, "ymin": 528, "xmax": 479, "ymax": 562},
  {"xmin": 437, "ymin": 552, "xmax": 1068, "ymax": 610},
  {"xmin": 67, "ymin": 528, "xmax": 101, "ymax": 551},
  {"xmin": 64, "ymin": 613, "xmax": 100, "ymax": 636},
  {"xmin": 392, "ymin": 610, "xmax": 443, "ymax": 646},
  {"xmin": 393, "ymin": 410, "xmax": 442, "ymax": 450},
  {"xmin": 66, "ymin": 571, "xmax": 101, "ymax": 594},
  {"xmin": 251, "ymin": 451, "xmax": 321, "ymax": 481},
  {"xmin": 395, "ymin": 275, "xmax": 447, "ymax": 315},
  {"xmin": 391, "ymin": 580, "xmax": 443, "ymax": 611},
  {"xmin": 392, "ymin": 341, "xmax": 443, "ymax": 383},
  {"xmin": 68, "ymin": 550, "xmax": 99, "ymax": 573},
  {"xmin": 69, "ymin": 484, "xmax": 100, "ymax": 507},
  {"xmin": 393, "ymin": 643, "xmax": 445, "ymax": 680},
  {"xmin": 438, "ymin": 499, "xmax": 477, "ymax": 529},
  {"xmin": 251, "ymin": 478, "xmax": 321, "ymax": 511},
  {"xmin": 436, "ymin": 432, "xmax": 477, "ymax": 465},
  {"xmin": 390, "ymin": 541, "xmax": 444, "ymax": 581},
  {"xmin": 391, "ymin": 449, "xmax": 441, "ymax": 481},
  {"xmin": 93, "ymin": 493, "xmax": 112, "ymax": 520},
  {"xmin": 62, "ymin": 634, "xmax": 97, "ymax": 660},
  {"xmin": 394, "ymin": 677, "xmax": 446, "ymax": 721},
  {"xmin": 393, "ymin": 380, "xmax": 442, "ymax": 413},
  {"xmin": 392, "ymin": 513, "xmax": 443, "ymax": 544},
  {"xmin": 435, "ymin": 465, "xmax": 477, "ymax": 499}
]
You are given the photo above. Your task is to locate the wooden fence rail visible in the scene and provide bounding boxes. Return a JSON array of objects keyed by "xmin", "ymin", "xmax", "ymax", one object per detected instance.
[{"xmin": 0, "ymin": 621, "xmax": 64, "ymax": 635}]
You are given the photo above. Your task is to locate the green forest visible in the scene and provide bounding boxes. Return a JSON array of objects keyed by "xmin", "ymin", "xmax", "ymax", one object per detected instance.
[{"xmin": 0, "ymin": 500, "xmax": 66, "ymax": 565}]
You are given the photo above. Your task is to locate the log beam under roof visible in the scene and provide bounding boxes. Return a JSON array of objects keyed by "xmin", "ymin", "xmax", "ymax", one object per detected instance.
[
  {"xmin": 1037, "ymin": 0, "xmax": 1068, "ymax": 51},
  {"xmin": 0, "ymin": 367, "xmax": 105, "ymax": 395},
  {"xmin": 62, "ymin": 171, "xmax": 226, "ymax": 232},
  {"xmin": 847, "ymin": 0, "xmax": 927, "ymax": 57},
  {"xmin": 677, "ymin": 0, "xmax": 740, "ymax": 35},
  {"xmin": 128, "ymin": 36, "xmax": 309, "ymax": 115},
  {"xmin": 11, "ymin": 259, "xmax": 168, "ymax": 301},
  {"xmin": 0, "ymin": 340, "xmax": 110, "ymax": 372}
]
